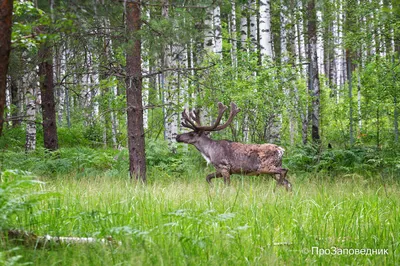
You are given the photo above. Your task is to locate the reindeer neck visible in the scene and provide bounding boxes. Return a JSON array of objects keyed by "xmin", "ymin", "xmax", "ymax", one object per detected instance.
[{"xmin": 193, "ymin": 135, "xmax": 218, "ymax": 155}]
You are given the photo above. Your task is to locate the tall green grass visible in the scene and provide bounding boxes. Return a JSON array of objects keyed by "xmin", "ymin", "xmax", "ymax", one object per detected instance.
[{"xmin": 2, "ymin": 173, "xmax": 399, "ymax": 265}]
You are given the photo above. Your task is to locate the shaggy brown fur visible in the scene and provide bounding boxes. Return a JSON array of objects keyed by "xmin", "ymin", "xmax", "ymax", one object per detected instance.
[{"xmin": 176, "ymin": 134, "xmax": 292, "ymax": 191}]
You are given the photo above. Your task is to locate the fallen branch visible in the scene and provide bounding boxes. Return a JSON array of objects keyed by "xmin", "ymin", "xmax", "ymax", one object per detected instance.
[{"xmin": 3, "ymin": 229, "xmax": 121, "ymax": 248}]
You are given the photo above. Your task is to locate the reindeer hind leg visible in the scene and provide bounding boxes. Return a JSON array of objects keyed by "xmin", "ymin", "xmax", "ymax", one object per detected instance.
[
  {"xmin": 206, "ymin": 172, "xmax": 222, "ymax": 184},
  {"xmin": 221, "ymin": 170, "xmax": 231, "ymax": 186}
]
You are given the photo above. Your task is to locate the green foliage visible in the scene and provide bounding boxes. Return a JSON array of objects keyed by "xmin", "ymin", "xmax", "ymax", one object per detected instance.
[
  {"xmin": 0, "ymin": 127, "xmax": 26, "ymax": 149},
  {"xmin": 0, "ymin": 170, "xmax": 47, "ymax": 230},
  {"xmin": 83, "ymin": 123, "xmax": 104, "ymax": 146},
  {"xmin": 0, "ymin": 248, "xmax": 26, "ymax": 266},
  {"xmin": 0, "ymin": 141, "xmax": 205, "ymax": 179},
  {"xmin": 58, "ymin": 127, "xmax": 90, "ymax": 147},
  {"xmin": 285, "ymin": 145, "xmax": 400, "ymax": 177},
  {"xmin": 146, "ymin": 140, "xmax": 202, "ymax": 175}
]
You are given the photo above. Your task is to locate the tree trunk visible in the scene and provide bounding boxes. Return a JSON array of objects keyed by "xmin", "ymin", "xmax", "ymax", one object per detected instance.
[
  {"xmin": 25, "ymin": 72, "xmax": 36, "ymax": 152},
  {"xmin": 230, "ymin": 1, "xmax": 237, "ymax": 67},
  {"xmin": 345, "ymin": 1, "xmax": 356, "ymax": 146},
  {"xmin": 125, "ymin": 0, "xmax": 146, "ymax": 182},
  {"xmin": 249, "ymin": 0, "xmax": 258, "ymax": 52},
  {"xmin": 259, "ymin": 0, "xmax": 273, "ymax": 60},
  {"xmin": 161, "ymin": 1, "xmax": 179, "ymax": 152},
  {"xmin": 307, "ymin": 0, "xmax": 320, "ymax": 143},
  {"xmin": 65, "ymin": 86, "xmax": 71, "ymax": 128},
  {"xmin": 334, "ymin": 0, "xmax": 344, "ymax": 102},
  {"xmin": 296, "ymin": 0, "xmax": 306, "ymax": 76},
  {"xmin": 316, "ymin": 10, "xmax": 324, "ymax": 76},
  {"xmin": 0, "ymin": 0, "xmax": 13, "ymax": 136},
  {"xmin": 111, "ymin": 85, "xmax": 119, "ymax": 148},
  {"xmin": 10, "ymin": 76, "xmax": 21, "ymax": 127},
  {"xmin": 213, "ymin": 4, "xmax": 222, "ymax": 56},
  {"xmin": 240, "ymin": 4, "xmax": 248, "ymax": 51},
  {"xmin": 346, "ymin": 50, "xmax": 354, "ymax": 145},
  {"xmin": 280, "ymin": 0, "xmax": 288, "ymax": 63},
  {"xmin": 38, "ymin": 35, "xmax": 59, "ymax": 151},
  {"xmin": 357, "ymin": 69, "xmax": 362, "ymax": 133},
  {"xmin": 204, "ymin": 6, "xmax": 214, "ymax": 53}
]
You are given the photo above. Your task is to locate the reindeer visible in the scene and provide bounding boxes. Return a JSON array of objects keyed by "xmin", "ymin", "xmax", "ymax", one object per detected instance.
[{"xmin": 176, "ymin": 102, "xmax": 292, "ymax": 191}]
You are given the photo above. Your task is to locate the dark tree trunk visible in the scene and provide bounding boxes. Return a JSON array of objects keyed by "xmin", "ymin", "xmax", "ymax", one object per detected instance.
[
  {"xmin": 10, "ymin": 76, "xmax": 21, "ymax": 127},
  {"xmin": 125, "ymin": 0, "xmax": 146, "ymax": 183},
  {"xmin": 0, "ymin": 0, "xmax": 13, "ymax": 136},
  {"xmin": 307, "ymin": 0, "xmax": 321, "ymax": 142},
  {"xmin": 38, "ymin": 36, "xmax": 58, "ymax": 151}
]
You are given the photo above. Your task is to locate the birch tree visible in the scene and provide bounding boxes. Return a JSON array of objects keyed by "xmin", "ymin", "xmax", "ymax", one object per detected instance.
[
  {"xmin": 259, "ymin": 0, "xmax": 273, "ymax": 60},
  {"xmin": 230, "ymin": 1, "xmax": 237, "ymax": 67},
  {"xmin": 213, "ymin": 4, "xmax": 222, "ymax": 56},
  {"xmin": 25, "ymin": 65, "xmax": 37, "ymax": 152},
  {"xmin": 249, "ymin": 0, "xmax": 258, "ymax": 51},
  {"xmin": 240, "ymin": 4, "xmax": 248, "ymax": 51},
  {"xmin": 307, "ymin": 0, "xmax": 321, "ymax": 142}
]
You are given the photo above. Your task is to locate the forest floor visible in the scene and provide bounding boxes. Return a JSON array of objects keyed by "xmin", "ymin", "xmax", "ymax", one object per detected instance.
[{"xmin": 2, "ymin": 173, "xmax": 399, "ymax": 265}]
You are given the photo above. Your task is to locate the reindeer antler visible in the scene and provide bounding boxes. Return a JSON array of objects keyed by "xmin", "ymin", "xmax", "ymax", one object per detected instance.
[{"xmin": 181, "ymin": 102, "xmax": 240, "ymax": 132}]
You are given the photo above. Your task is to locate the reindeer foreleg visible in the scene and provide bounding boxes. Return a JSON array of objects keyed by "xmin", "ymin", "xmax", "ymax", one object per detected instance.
[
  {"xmin": 278, "ymin": 168, "xmax": 292, "ymax": 191},
  {"xmin": 268, "ymin": 168, "xmax": 292, "ymax": 192}
]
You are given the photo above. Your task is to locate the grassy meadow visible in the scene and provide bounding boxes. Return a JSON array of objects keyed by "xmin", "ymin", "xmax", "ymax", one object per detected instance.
[{"xmin": 2, "ymin": 170, "xmax": 399, "ymax": 265}]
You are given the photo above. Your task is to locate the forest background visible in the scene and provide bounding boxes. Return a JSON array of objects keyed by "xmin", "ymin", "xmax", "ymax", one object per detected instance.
[{"xmin": 0, "ymin": 0, "xmax": 399, "ymax": 265}]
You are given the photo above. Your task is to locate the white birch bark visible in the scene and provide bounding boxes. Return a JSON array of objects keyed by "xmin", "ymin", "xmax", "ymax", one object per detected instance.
[
  {"xmin": 316, "ymin": 10, "xmax": 324, "ymax": 76},
  {"xmin": 334, "ymin": 0, "xmax": 344, "ymax": 103},
  {"xmin": 296, "ymin": 0, "xmax": 306, "ymax": 76},
  {"xmin": 281, "ymin": 1, "xmax": 288, "ymax": 64},
  {"xmin": 368, "ymin": 0, "xmax": 376, "ymax": 55},
  {"xmin": 377, "ymin": 0, "xmax": 385, "ymax": 57},
  {"xmin": 288, "ymin": 5, "xmax": 298, "ymax": 145},
  {"xmin": 249, "ymin": 0, "xmax": 258, "ymax": 51},
  {"xmin": 240, "ymin": 5, "xmax": 248, "ymax": 51},
  {"xmin": 259, "ymin": 0, "xmax": 273, "ymax": 60},
  {"xmin": 165, "ymin": 44, "xmax": 180, "ymax": 151},
  {"xmin": 230, "ymin": 1, "xmax": 237, "ymax": 67},
  {"xmin": 25, "ymin": 71, "xmax": 37, "ymax": 152},
  {"xmin": 389, "ymin": 2, "xmax": 395, "ymax": 54},
  {"xmin": 5, "ymin": 76, "xmax": 10, "ymax": 113},
  {"xmin": 213, "ymin": 4, "xmax": 222, "ymax": 57},
  {"xmin": 57, "ymin": 44, "xmax": 67, "ymax": 125},
  {"xmin": 204, "ymin": 6, "xmax": 214, "ymax": 53},
  {"xmin": 161, "ymin": 2, "xmax": 180, "ymax": 151}
]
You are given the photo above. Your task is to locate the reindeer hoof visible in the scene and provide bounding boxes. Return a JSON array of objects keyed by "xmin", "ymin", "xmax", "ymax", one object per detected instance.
[{"xmin": 283, "ymin": 180, "xmax": 292, "ymax": 192}]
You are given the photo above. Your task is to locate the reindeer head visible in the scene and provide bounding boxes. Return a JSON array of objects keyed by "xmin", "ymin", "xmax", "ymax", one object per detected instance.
[{"xmin": 176, "ymin": 102, "xmax": 240, "ymax": 144}]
